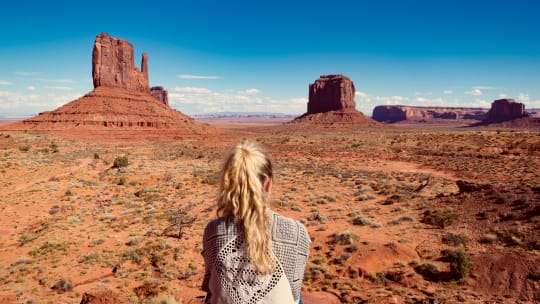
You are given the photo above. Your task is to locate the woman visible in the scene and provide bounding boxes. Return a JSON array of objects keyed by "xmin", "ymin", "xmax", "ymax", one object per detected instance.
[{"xmin": 201, "ymin": 140, "xmax": 310, "ymax": 304}]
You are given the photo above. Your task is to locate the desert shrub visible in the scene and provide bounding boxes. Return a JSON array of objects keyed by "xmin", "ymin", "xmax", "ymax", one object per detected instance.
[
  {"xmin": 51, "ymin": 278, "xmax": 73, "ymax": 293},
  {"xmin": 304, "ymin": 265, "xmax": 328, "ymax": 281},
  {"xmin": 328, "ymin": 231, "xmax": 358, "ymax": 245},
  {"xmin": 19, "ymin": 146, "xmax": 31, "ymax": 152},
  {"xmin": 332, "ymin": 253, "xmax": 351, "ymax": 265},
  {"xmin": 352, "ymin": 215, "xmax": 372, "ymax": 226},
  {"xmin": 421, "ymin": 208, "xmax": 459, "ymax": 228},
  {"xmin": 78, "ymin": 252, "xmax": 100, "ymax": 264},
  {"xmin": 162, "ymin": 204, "xmax": 195, "ymax": 239},
  {"xmin": 19, "ymin": 233, "xmax": 37, "ymax": 246},
  {"xmin": 93, "ymin": 152, "xmax": 100, "ymax": 159},
  {"xmin": 442, "ymin": 232, "xmax": 469, "ymax": 246},
  {"xmin": 490, "ymin": 226, "xmax": 523, "ymax": 246},
  {"xmin": 29, "ymin": 240, "xmax": 70, "ymax": 257},
  {"xmin": 112, "ymin": 156, "xmax": 129, "ymax": 168},
  {"xmin": 448, "ymin": 249, "xmax": 471, "ymax": 279},
  {"xmin": 134, "ymin": 281, "xmax": 160, "ymax": 301},
  {"xmin": 366, "ymin": 272, "xmax": 385, "ymax": 284}
]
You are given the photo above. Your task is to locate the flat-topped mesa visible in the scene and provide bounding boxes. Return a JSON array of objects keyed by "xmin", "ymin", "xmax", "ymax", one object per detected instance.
[
  {"xmin": 151, "ymin": 86, "xmax": 169, "ymax": 106},
  {"xmin": 307, "ymin": 74, "xmax": 356, "ymax": 114},
  {"xmin": 92, "ymin": 32, "xmax": 150, "ymax": 93},
  {"xmin": 292, "ymin": 74, "xmax": 378, "ymax": 126},
  {"xmin": 372, "ymin": 105, "xmax": 488, "ymax": 123},
  {"xmin": 483, "ymin": 99, "xmax": 526, "ymax": 123}
]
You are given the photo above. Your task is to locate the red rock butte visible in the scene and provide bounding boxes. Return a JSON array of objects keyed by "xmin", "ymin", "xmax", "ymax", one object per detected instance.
[
  {"xmin": 8, "ymin": 32, "xmax": 209, "ymax": 132},
  {"xmin": 292, "ymin": 74, "xmax": 379, "ymax": 126}
]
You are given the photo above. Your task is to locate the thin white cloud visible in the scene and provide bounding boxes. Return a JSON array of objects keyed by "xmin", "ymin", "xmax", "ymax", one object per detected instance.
[
  {"xmin": 174, "ymin": 87, "xmax": 212, "ymax": 94},
  {"xmin": 415, "ymin": 91, "xmax": 433, "ymax": 96},
  {"xmin": 473, "ymin": 86, "xmax": 504, "ymax": 90},
  {"xmin": 43, "ymin": 85, "xmax": 73, "ymax": 91},
  {"xmin": 498, "ymin": 93, "xmax": 507, "ymax": 99},
  {"xmin": 355, "ymin": 91, "xmax": 368, "ymax": 98},
  {"xmin": 416, "ymin": 97, "xmax": 444, "ymax": 105},
  {"xmin": 0, "ymin": 90, "xmax": 82, "ymax": 114},
  {"xmin": 238, "ymin": 89, "xmax": 261, "ymax": 95},
  {"xmin": 443, "ymin": 90, "xmax": 453, "ymax": 94},
  {"xmin": 16, "ymin": 71, "xmax": 37, "ymax": 76},
  {"xmin": 0, "ymin": 80, "xmax": 13, "ymax": 85},
  {"xmin": 27, "ymin": 86, "xmax": 36, "ymax": 91},
  {"xmin": 517, "ymin": 93, "xmax": 530, "ymax": 103},
  {"xmin": 466, "ymin": 88, "xmax": 483, "ymax": 96},
  {"xmin": 36, "ymin": 78, "xmax": 73, "ymax": 83},
  {"xmin": 168, "ymin": 86, "xmax": 303, "ymax": 114},
  {"xmin": 288, "ymin": 98, "xmax": 307, "ymax": 105},
  {"xmin": 177, "ymin": 74, "xmax": 222, "ymax": 80}
]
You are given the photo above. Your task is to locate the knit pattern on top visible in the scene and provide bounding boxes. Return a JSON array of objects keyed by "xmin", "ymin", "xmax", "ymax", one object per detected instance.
[
  {"xmin": 202, "ymin": 211, "xmax": 310, "ymax": 302},
  {"xmin": 215, "ymin": 235, "xmax": 282, "ymax": 303}
]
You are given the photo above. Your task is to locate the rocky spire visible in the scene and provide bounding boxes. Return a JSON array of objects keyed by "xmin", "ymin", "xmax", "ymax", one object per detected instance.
[{"xmin": 92, "ymin": 32, "xmax": 150, "ymax": 92}]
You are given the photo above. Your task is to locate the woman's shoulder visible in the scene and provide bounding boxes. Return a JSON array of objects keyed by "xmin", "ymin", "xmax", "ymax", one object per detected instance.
[
  {"xmin": 203, "ymin": 216, "xmax": 238, "ymax": 238},
  {"xmin": 270, "ymin": 211, "xmax": 310, "ymax": 240}
]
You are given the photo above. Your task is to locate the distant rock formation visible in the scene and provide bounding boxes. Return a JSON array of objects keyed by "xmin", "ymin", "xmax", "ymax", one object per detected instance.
[
  {"xmin": 151, "ymin": 86, "xmax": 169, "ymax": 106},
  {"xmin": 483, "ymin": 99, "xmax": 526, "ymax": 123},
  {"xmin": 372, "ymin": 106, "xmax": 488, "ymax": 123},
  {"xmin": 292, "ymin": 74, "xmax": 378, "ymax": 126},
  {"xmin": 92, "ymin": 32, "xmax": 149, "ymax": 93},
  {"xmin": 307, "ymin": 75, "xmax": 356, "ymax": 114},
  {"xmin": 10, "ymin": 32, "xmax": 211, "ymax": 132}
]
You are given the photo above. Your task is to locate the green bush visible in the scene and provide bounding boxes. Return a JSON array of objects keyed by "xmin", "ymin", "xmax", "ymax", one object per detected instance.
[
  {"xmin": 112, "ymin": 156, "xmax": 129, "ymax": 168},
  {"xmin": 421, "ymin": 208, "xmax": 459, "ymax": 228},
  {"xmin": 449, "ymin": 249, "xmax": 471, "ymax": 279}
]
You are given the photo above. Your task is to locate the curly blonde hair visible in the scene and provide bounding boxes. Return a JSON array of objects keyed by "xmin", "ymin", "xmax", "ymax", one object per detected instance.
[{"xmin": 217, "ymin": 139, "xmax": 275, "ymax": 274}]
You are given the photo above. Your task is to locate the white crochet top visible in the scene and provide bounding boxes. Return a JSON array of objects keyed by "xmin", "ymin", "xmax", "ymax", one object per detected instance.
[{"xmin": 201, "ymin": 211, "xmax": 310, "ymax": 303}]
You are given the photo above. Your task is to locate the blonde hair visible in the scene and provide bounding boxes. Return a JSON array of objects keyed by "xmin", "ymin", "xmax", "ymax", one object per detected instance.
[{"xmin": 217, "ymin": 139, "xmax": 275, "ymax": 274}]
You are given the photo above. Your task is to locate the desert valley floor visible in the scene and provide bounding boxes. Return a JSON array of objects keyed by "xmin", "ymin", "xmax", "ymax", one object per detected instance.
[{"xmin": 0, "ymin": 120, "xmax": 539, "ymax": 304}]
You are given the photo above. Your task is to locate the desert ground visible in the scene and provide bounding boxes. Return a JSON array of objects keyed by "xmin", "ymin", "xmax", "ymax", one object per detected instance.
[{"xmin": 0, "ymin": 119, "xmax": 539, "ymax": 304}]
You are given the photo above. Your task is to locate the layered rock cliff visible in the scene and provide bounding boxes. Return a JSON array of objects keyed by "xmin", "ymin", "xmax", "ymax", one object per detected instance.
[
  {"xmin": 307, "ymin": 75, "xmax": 356, "ymax": 114},
  {"xmin": 92, "ymin": 32, "xmax": 150, "ymax": 93},
  {"xmin": 372, "ymin": 106, "xmax": 488, "ymax": 123},
  {"xmin": 483, "ymin": 99, "xmax": 526, "ymax": 123}
]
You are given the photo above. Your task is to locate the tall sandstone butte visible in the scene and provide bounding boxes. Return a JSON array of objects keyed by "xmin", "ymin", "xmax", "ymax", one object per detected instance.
[
  {"xmin": 292, "ymin": 74, "xmax": 378, "ymax": 126},
  {"xmin": 12, "ymin": 32, "xmax": 211, "ymax": 132},
  {"xmin": 92, "ymin": 32, "xmax": 150, "ymax": 93},
  {"xmin": 307, "ymin": 74, "xmax": 356, "ymax": 114},
  {"xmin": 483, "ymin": 99, "xmax": 526, "ymax": 123}
]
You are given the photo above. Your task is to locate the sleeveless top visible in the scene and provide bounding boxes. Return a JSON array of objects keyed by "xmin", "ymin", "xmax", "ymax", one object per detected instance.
[{"xmin": 201, "ymin": 211, "xmax": 310, "ymax": 304}]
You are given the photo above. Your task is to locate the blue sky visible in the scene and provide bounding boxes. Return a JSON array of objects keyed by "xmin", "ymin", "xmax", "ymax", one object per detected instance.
[{"xmin": 1, "ymin": 0, "xmax": 539, "ymax": 116}]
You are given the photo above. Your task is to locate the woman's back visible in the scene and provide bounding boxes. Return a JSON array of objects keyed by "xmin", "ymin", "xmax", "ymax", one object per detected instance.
[{"xmin": 202, "ymin": 211, "xmax": 310, "ymax": 303}]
